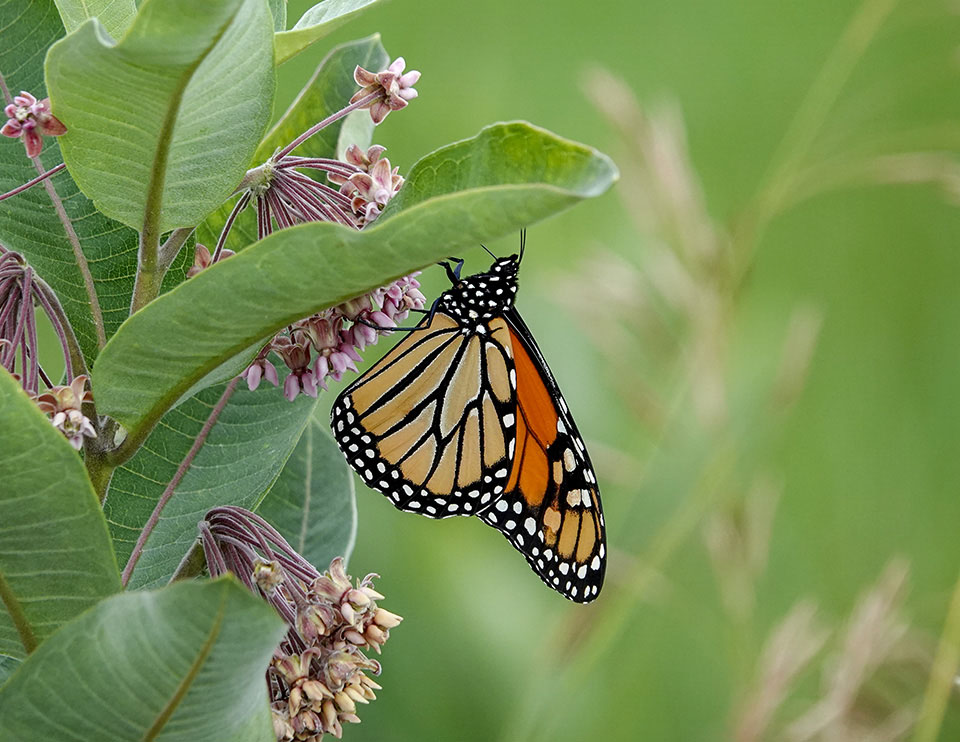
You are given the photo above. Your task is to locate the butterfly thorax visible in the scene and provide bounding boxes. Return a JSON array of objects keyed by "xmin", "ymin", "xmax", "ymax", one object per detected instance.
[{"xmin": 437, "ymin": 255, "xmax": 519, "ymax": 327}]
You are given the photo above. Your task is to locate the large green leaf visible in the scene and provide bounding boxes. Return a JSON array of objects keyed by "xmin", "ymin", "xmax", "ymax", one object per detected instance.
[
  {"xmin": 106, "ymin": 381, "xmax": 317, "ymax": 589},
  {"xmin": 93, "ymin": 122, "xmax": 617, "ymax": 440},
  {"xmin": 196, "ymin": 34, "xmax": 386, "ymax": 254},
  {"xmin": 257, "ymin": 417, "xmax": 357, "ymax": 570},
  {"xmin": 0, "ymin": 369, "xmax": 120, "ymax": 660},
  {"xmin": 275, "ymin": 0, "xmax": 383, "ymax": 65},
  {"xmin": 53, "ymin": 0, "xmax": 136, "ymax": 38},
  {"xmin": 0, "ymin": 0, "xmax": 152, "ymax": 362},
  {"xmin": 45, "ymin": 0, "xmax": 275, "ymax": 232},
  {"xmin": 0, "ymin": 578, "xmax": 286, "ymax": 741}
]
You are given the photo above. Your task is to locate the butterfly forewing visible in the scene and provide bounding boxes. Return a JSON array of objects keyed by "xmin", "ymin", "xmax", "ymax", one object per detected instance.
[
  {"xmin": 331, "ymin": 310, "xmax": 518, "ymax": 518},
  {"xmin": 478, "ymin": 310, "xmax": 606, "ymax": 602}
]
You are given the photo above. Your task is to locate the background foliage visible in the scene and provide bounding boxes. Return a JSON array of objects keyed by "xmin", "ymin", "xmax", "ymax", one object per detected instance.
[{"xmin": 275, "ymin": 0, "xmax": 960, "ymax": 739}]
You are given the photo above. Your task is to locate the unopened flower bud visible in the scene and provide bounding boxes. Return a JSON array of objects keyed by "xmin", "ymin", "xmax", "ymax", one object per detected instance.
[
  {"xmin": 373, "ymin": 607, "xmax": 403, "ymax": 629},
  {"xmin": 253, "ymin": 559, "xmax": 284, "ymax": 595},
  {"xmin": 334, "ymin": 691, "xmax": 356, "ymax": 715}
]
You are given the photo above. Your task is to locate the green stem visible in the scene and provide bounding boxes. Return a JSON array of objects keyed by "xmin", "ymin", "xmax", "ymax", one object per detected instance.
[
  {"xmin": 911, "ymin": 568, "xmax": 960, "ymax": 742},
  {"xmin": 158, "ymin": 226, "xmax": 195, "ymax": 269},
  {"xmin": 130, "ymin": 227, "xmax": 164, "ymax": 315}
]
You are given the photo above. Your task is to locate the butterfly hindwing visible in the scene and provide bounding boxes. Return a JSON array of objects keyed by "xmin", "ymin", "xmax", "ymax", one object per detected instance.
[
  {"xmin": 478, "ymin": 309, "xmax": 606, "ymax": 602},
  {"xmin": 331, "ymin": 310, "xmax": 518, "ymax": 518}
]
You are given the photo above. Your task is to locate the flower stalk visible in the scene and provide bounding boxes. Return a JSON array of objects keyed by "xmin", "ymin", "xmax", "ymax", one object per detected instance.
[{"xmin": 0, "ymin": 75, "xmax": 106, "ymax": 349}]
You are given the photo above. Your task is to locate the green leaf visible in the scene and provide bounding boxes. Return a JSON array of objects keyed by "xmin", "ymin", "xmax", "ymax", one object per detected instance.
[
  {"xmin": 0, "ymin": 656, "xmax": 20, "ymax": 687},
  {"xmin": 0, "ymin": 369, "xmax": 121, "ymax": 660},
  {"xmin": 275, "ymin": 0, "xmax": 383, "ymax": 65},
  {"xmin": 0, "ymin": 578, "xmax": 286, "ymax": 742},
  {"xmin": 196, "ymin": 34, "xmax": 386, "ymax": 254},
  {"xmin": 267, "ymin": 0, "xmax": 286, "ymax": 31},
  {"xmin": 46, "ymin": 0, "xmax": 275, "ymax": 232},
  {"xmin": 257, "ymin": 417, "xmax": 357, "ymax": 570},
  {"xmin": 92, "ymin": 122, "xmax": 616, "ymax": 440},
  {"xmin": 53, "ymin": 0, "xmax": 136, "ymax": 38},
  {"xmin": 0, "ymin": 0, "xmax": 149, "ymax": 362},
  {"xmin": 105, "ymin": 380, "xmax": 317, "ymax": 589}
]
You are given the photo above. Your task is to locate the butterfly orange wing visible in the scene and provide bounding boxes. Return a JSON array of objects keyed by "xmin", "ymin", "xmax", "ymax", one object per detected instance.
[{"xmin": 478, "ymin": 310, "xmax": 606, "ymax": 602}]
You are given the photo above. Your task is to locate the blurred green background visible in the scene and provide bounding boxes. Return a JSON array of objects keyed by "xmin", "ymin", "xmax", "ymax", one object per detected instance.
[{"xmin": 287, "ymin": 0, "xmax": 960, "ymax": 739}]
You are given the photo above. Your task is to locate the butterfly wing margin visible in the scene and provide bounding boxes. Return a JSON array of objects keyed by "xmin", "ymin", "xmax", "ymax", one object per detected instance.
[
  {"xmin": 331, "ymin": 312, "xmax": 518, "ymax": 518},
  {"xmin": 478, "ymin": 308, "xmax": 606, "ymax": 603}
]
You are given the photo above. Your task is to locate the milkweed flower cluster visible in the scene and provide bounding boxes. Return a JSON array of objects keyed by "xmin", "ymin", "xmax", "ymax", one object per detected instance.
[
  {"xmin": 350, "ymin": 57, "xmax": 420, "ymax": 124},
  {"xmin": 223, "ymin": 58, "xmax": 424, "ymax": 400},
  {"xmin": 1, "ymin": 90, "xmax": 66, "ymax": 158},
  {"xmin": 0, "ymin": 246, "xmax": 95, "ymax": 447},
  {"xmin": 243, "ymin": 275, "xmax": 426, "ymax": 401},
  {"xmin": 200, "ymin": 507, "xmax": 402, "ymax": 742}
]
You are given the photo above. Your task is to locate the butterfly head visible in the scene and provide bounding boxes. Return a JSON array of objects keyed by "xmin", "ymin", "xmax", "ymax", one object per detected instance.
[{"xmin": 439, "ymin": 254, "xmax": 521, "ymax": 324}]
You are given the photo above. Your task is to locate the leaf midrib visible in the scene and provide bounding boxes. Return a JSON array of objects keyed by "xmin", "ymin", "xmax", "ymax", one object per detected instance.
[
  {"xmin": 0, "ymin": 569, "xmax": 35, "ymax": 656},
  {"xmin": 141, "ymin": 585, "xmax": 228, "ymax": 741},
  {"xmin": 298, "ymin": 422, "xmax": 313, "ymax": 552},
  {"xmin": 139, "ymin": 5, "xmax": 240, "ymax": 240}
]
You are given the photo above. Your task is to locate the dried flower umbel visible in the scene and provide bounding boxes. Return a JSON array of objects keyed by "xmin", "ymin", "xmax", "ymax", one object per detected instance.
[
  {"xmin": 215, "ymin": 58, "xmax": 425, "ymax": 399},
  {"xmin": 200, "ymin": 507, "xmax": 401, "ymax": 742}
]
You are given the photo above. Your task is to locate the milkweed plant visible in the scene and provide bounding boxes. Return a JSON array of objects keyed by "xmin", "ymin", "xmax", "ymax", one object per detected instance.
[{"xmin": 0, "ymin": 1, "xmax": 616, "ymax": 739}]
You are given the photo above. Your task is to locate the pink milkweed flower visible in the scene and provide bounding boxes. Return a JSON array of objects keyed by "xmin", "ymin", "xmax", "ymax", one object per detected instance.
[
  {"xmin": 2, "ymin": 91, "xmax": 66, "ymax": 158},
  {"xmin": 327, "ymin": 144, "xmax": 387, "ymax": 188},
  {"xmin": 275, "ymin": 338, "xmax": 318, "ymax": 401},
  {"xmin": 351, "ymin": 58, "xmax": 420, "ymax": 124},
  {"xmin": 340, "ymin": 156, "xmax": 404, "ymax": 225},
  {"xmin": 186, "ymin": 243, "xmax": 235, "ymax": 279},
  {"xmin": 242, "ymin": 356, "xmax": 279, "ymax": 391}
]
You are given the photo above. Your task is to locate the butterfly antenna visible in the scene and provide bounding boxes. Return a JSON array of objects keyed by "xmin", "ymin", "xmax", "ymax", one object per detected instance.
[
  {"xmin": 519, "ymin": 229, "xmax": 526, "ymax": 262},
  {"xmin": 480, "ymin": 243, "xmax": 497, "ymax": 260}
]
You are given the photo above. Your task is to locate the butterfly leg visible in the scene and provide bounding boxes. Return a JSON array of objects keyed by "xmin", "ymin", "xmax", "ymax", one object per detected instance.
[
  {"xmin": 354, "ymin": 296, "xmax": 442, "ymax": 334},
  {"xmin": 438, "ymin": 258, "xmax": 464, "ymax": 283}
]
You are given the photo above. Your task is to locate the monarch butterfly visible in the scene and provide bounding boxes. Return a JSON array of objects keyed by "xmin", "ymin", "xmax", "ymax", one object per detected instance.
[{"xmin": 330, "ymin": 235, "xmax": 605, "ymax": 602}]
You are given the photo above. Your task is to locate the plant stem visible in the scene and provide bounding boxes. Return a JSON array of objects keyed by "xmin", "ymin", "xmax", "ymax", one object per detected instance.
[
  {"xmin": 130, "ymin": 228, "xmax": 163, "ymax": 315},
  {"xmin": 911, "ymin": 567, "xmax": 960, "ymax": 742},
  {"xmin": 158, "ymin": 226, "xmax": 195, "ymax": 268},
  {"xmin": 0, "ymin": 162, "xmax": 66, "ymax": 201},
  {"xmin": 33, "ymin": 154, "xmax": 106, "ymax": 347},
  {"xmin": 120, "ymin": 378, "xmax": 240, "ymax": 587},
  {"xmin": 32, "ymin": 274, "xmax": 87, "ymax": 381},
  {"xmin": 276, "ymin": 91, "xmax": 380, "ymax": 159}
]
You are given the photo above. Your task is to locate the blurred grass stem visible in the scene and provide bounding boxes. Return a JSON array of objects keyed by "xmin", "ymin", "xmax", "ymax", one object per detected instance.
[
  {"xmin": 735, "ymin": 0, "xmax": 899, "ymax": 277},
  {"xmin": 911, "ymin": 568, "xmax": 960, "ymax": 742}
]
